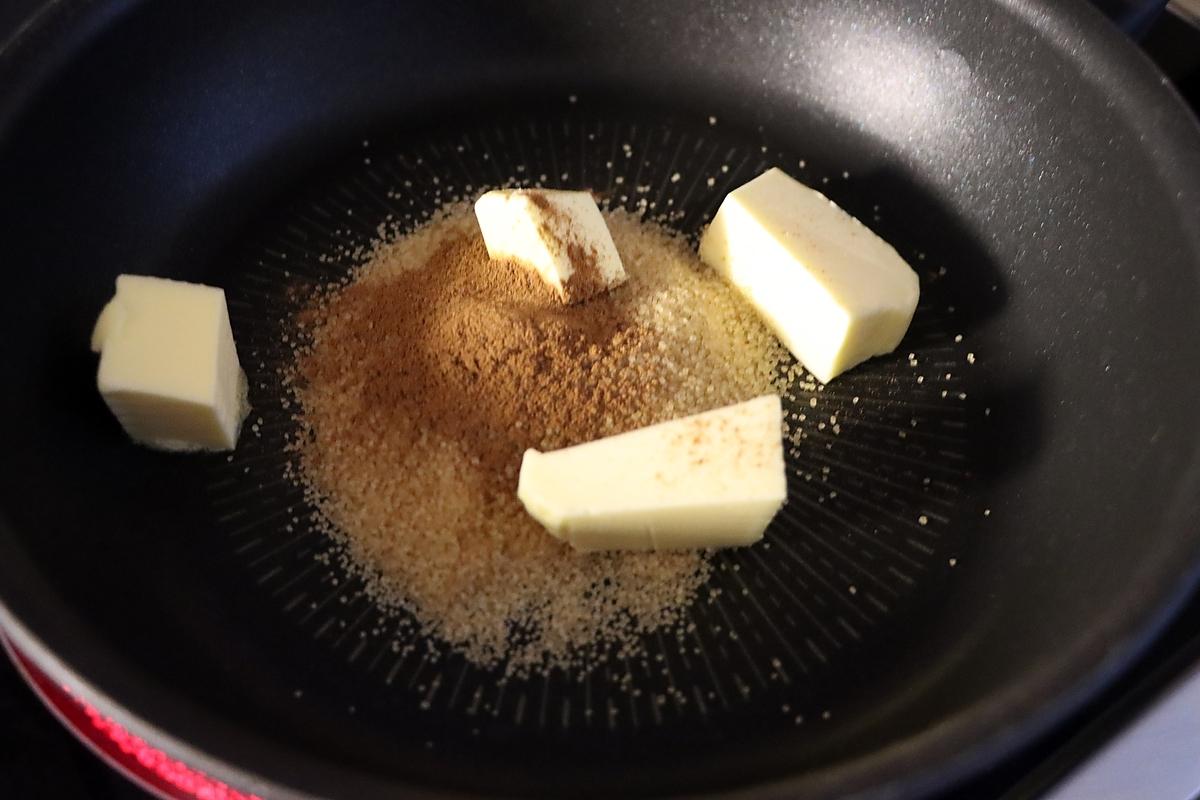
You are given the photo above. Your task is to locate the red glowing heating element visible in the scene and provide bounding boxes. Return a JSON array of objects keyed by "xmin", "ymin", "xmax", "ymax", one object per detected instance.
[{"xmin": 6, "ymin": 638, "xmax": 261, "ymax": 800}]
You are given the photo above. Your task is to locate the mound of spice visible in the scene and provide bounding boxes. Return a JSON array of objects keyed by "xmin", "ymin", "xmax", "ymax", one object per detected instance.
[{"xmin": 285, "ymin": 202, "xmax": 792, "ymax": 673}]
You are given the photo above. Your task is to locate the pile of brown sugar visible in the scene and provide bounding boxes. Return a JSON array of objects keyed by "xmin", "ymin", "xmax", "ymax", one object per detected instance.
[{"xmin": 285, "ymin": 201, "xmax": 793, "ymax": 673}]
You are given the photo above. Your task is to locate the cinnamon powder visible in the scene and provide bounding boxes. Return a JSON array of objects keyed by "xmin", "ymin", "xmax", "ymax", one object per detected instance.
[{"xmin": 523, "ymin": 189, "xmax": 611, "ymax": 304}]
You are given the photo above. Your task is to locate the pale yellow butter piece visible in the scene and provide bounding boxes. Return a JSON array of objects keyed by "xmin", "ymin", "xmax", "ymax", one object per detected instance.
[
  {"xmin": 517, "ymin": 395, "xmax": 786, "ymax": 552},
  {"xmin": 699, "ymin": 168, "xmax": 919, "ymax": 384},
  {"xmin": 474, "ymin": 188, "xmax": 626, "ymax": 304},
  {"xmin": 91, "ymin": 275, "xmax": 249, "ymax": 451}
]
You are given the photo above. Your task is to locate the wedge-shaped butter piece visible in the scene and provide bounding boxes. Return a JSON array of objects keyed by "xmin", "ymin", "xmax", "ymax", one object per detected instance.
[
  {"xmin": 474, "ymin": 188, "xmax": 626, "ymax": 304},
  {"xmin": 699, "ymin": 168, "xmax": 919, "ymax": 384},
  {"xmin": 517, "ymin": 395, "xmax": 786, "ymax": 552},
  {"xmin": 91, "ymin": 275, "xmax": 249, "ymax": 451}
]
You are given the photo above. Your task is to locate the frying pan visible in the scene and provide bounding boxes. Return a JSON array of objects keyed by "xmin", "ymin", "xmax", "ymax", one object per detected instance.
[{"xmin": 1, "ymin": 0, "xmax": 1199, "ymax": 798}]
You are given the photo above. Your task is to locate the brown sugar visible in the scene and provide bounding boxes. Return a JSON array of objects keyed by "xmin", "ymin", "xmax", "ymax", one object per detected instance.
[{"xmin": 284, "ymin": 202, "xmax": 792, "ymax": 673}]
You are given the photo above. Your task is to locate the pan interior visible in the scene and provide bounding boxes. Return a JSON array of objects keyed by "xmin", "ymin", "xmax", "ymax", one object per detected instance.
[{"xmin": 207, "ymin": 99, "xmax": 984, "ymax": 773}]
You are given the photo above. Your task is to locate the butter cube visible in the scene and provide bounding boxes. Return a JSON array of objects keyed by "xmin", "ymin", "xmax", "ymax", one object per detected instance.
[
  {"xmin": 699, "ymin": 168, "xmax": 919, "ymax": 384},
  {"xmin": 474, "ymin": 189, "xmax": 626, "ymax": 304},
  {"xmin": 90, "ymin": 275, "xmax": 249, "ymax": 451},
  {"xmin": 517, "ymin": 395, "xmax": 786, "ymax": 552}
]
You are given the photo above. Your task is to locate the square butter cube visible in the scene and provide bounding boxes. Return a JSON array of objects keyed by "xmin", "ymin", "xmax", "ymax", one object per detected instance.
[
  {"xmin": 518, "ymin": 395, "xmax": 786, "ymax": 552},
  {"xmin": 474, "ymin": 188, "xmax": 626, "ymax": 304},
  {"xmin": 699, "ymin": 168, "xmax": 919, "ymax": 384},
  {"xmin": 91, "ymin": 275, "xmax": 249, "ymax": 451}
]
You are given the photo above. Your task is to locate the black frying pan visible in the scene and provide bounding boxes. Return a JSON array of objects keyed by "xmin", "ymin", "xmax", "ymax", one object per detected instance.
[{"xmin": 1, "ymin": 1, "xmax": 1200, "ymax": 798}]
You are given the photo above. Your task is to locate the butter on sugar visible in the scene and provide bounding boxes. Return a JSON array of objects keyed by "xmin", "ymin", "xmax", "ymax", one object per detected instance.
[
  {"xmin": 700, "ymin": 168, "xmax": 919, "ymax": 384},
  {"xmin": 517, "ymin": 395, "xmax": 786, "ymax": 552},
  {"xmin": 474, "ymin": 189, "xmax": 627, "ymax": 304},
  {"xmin": 91, "ymin": 274, "xmax": 250, "ymax": 451}
]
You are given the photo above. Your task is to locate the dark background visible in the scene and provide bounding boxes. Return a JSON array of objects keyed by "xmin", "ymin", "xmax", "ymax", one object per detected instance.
[{"xmin": 1, "ymin": 4, "xmax": 1199, "ymax": 800}]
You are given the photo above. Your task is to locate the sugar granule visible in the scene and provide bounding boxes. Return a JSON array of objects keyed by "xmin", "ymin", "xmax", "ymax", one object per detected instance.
[{"xmin": 284, "ymin": 202, "xmax": 792, "ymax": 674}]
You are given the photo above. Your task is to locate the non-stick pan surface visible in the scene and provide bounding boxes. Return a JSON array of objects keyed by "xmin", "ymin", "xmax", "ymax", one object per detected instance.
[{"xmin": 1, "ymin": 1, "xmax": 1200, "ymax": 798}]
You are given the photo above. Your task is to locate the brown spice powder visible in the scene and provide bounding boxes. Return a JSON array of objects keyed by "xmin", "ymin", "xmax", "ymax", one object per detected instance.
[
  {"xmin": 523, "ymin": 190, "xmax": 610, "ymax": 304},
  {"xmin": 286, "ymin": 203, "xmax": 791, "ymax": 673}
]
